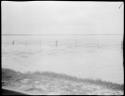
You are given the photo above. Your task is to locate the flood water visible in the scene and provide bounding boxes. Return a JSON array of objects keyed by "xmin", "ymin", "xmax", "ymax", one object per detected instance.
[{"xmin": 2, "ymin": 35, "xmax": 124, "ymax": 84}]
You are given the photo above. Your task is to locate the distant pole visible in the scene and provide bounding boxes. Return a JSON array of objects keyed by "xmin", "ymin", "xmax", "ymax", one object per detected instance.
[
  {"xmin": 12, "ymin": 40, "xmax": 15, "ymax": 45},
  {"xmin": 75, "ymin": 40, "xmax": 77, "ymax": 47},
  {"xmin": 55, "ymin": 40, "xmax": 58, "ymax": 47}
]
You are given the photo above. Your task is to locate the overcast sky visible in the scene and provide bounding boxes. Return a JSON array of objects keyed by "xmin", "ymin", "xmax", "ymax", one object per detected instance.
[{"xmin": 2, "ymin": 1, "xmax": 124, "ymax": 35}]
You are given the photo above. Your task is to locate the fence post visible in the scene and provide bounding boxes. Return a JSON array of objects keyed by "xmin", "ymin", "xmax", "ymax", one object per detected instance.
[
  {"xmin": 75, "ymin": 40, "xmax": 77, "ymax": 47},
  {"xmin": 55, "ymin": 40, "xmax": 58, "ymax": 47},
  {"xmin": 12, "ymin": 40, "xmax": 15, "ymax": 45}
]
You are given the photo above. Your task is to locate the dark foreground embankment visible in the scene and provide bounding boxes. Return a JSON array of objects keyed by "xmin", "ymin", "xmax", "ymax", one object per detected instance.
[{"xmin": 2, "ymin": 89, "xmax": 29, "ymax": 95}]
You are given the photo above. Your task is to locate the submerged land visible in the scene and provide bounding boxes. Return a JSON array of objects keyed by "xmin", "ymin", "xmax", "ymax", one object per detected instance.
[{"xmin": 2, "ymin": 35, "xmax": 124, "ymax": 95}]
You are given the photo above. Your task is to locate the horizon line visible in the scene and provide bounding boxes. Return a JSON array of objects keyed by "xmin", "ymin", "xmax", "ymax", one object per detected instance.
[{"xmin": 2, "ymin": 34, "xmax": 123, "ymax": 36}]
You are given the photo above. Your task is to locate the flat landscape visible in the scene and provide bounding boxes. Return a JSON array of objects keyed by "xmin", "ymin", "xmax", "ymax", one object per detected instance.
[
  {"xmin": 2, "ymin": 35, "xmax": 124, "ymax": 95},
  {"xmin": 2, "ymin": 2, "xmax": 124, "ymax": 95}
]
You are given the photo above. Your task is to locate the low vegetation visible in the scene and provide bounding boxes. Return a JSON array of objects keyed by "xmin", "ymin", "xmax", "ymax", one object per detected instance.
[{"xmin": 2, "ymin": 68, "xmax": 124, "ymax": 95}]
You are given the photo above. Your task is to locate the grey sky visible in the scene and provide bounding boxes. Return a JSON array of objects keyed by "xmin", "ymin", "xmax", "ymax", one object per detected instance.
[{"xmin": 2, "ymin": 1, "xmax": 124, "ymax": 34}]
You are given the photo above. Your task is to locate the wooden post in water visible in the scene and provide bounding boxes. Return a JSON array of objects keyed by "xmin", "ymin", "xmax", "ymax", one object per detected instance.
[
  {"xmin": 12, "ymin": 40, "xmax": 15, "ymax": 45},
  {"xmin": 55, "ymin": 40, "xmax": 58, "ymax": 47},
  {"xmin": 75, "ymin": 39, "xmax": 77, "ymax": 47}
]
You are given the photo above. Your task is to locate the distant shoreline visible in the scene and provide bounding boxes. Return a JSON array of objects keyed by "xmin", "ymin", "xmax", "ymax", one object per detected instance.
[{"xmin": 2, "ymin": 34, "xmax": 123, "ymax": 36}]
